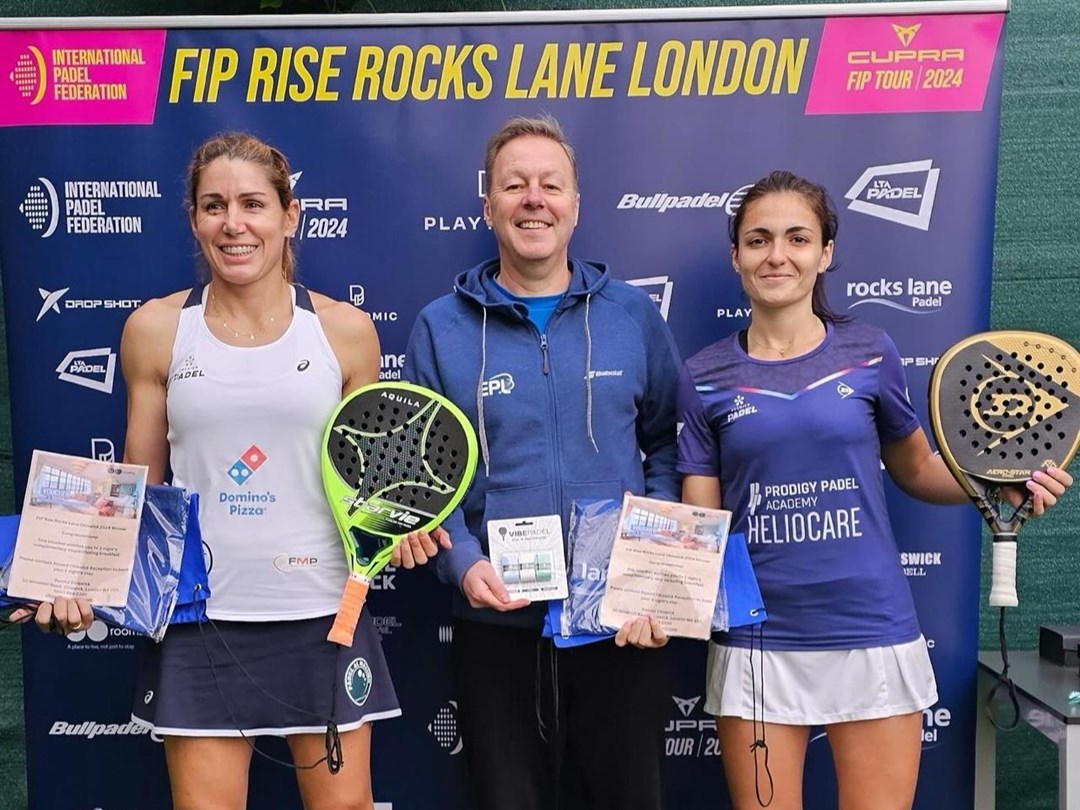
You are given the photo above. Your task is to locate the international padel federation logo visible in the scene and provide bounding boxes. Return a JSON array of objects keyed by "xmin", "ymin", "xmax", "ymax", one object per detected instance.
[
  {"xmin": 429, "ymin": 701, "xmax": 463, "ymax": 755},
  {"xmin": 20, "ymin": 177, "xmax": 60, "ymax": 237},
  {"xmin": 228, "ymin": 445, "xmax": 268, "ymax": 486},
  {"xmin": 9, "ymin": 46, "xmax": 48, "ymax": 104}
]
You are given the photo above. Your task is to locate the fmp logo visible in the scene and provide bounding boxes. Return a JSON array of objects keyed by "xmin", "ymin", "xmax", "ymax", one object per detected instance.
[
  {"xmin": 627, "ymin": 275, "xmax": 673, "ymax": 322},
  {"xmin": 228, "ymin": 445, "xmax": 268, "ymax": 486},
  {"xmin": 845, "ymin": 160, "xmax": 940, "ymax": 231},
  {"xmin": 20, "ymin": 177, "xmax": 59, "ymax": 237},
  {"xmin": 9, "ymin": 46, "xmax": 47, "ymax": 103},
  {"xmin": 56, "ymin": 348, "xmax": 116, "ymax": 394}
]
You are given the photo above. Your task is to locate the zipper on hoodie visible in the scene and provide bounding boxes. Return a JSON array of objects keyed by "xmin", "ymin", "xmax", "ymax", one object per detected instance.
[{"xmin": 540, "ymin": 333, "xmax": 550, "ymax": 374}]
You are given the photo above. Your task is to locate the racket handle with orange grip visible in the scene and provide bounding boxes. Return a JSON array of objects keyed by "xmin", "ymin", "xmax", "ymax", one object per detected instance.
[{"xmin": 327, "ymin": 574, "xmax": 371, "ymax": 646}]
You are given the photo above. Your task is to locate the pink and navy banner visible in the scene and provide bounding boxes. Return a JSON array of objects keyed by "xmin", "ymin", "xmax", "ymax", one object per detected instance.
[{"xmin": 0, "ymin": 5, "xmax": 1005, "ymax": 808}]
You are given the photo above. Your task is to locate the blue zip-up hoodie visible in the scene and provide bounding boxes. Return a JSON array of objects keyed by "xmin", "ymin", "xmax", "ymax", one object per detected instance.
[{"xmin": 404, "ymin": 257, "xmax": 682, "ymax": 629}]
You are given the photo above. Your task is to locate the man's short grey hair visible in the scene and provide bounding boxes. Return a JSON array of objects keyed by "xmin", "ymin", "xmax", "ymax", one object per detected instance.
[{"xmin": 483, "ymin": 114, "xmax": 578, "ymax": 192}]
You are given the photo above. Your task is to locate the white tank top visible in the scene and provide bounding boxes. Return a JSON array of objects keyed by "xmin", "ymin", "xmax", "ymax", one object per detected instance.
[{"xmin": 166, "ymin": 284, "xmax": 349, "ymax": 620}]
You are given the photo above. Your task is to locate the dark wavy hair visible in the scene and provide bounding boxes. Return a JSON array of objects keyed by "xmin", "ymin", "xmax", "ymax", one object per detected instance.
[{"xmin": 729, "ymin": 170, "xmax": 848, "ymax": 323}]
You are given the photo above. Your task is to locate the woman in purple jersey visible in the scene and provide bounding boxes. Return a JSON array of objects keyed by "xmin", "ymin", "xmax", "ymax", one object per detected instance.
[{"xmin": 678, "ymin": 170, "xmax": 1072, "ymax": 810}]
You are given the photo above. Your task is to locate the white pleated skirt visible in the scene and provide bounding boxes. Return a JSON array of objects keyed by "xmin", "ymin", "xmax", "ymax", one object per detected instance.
[{"xmin": 705, "ymin": 636, "xmax": 938, "ymax": 726}]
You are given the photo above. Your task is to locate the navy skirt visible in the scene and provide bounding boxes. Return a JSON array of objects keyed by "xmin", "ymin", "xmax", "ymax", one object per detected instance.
[{"xmin": 132, "ymin": 611, "xmax": 400, "ymax": 736}]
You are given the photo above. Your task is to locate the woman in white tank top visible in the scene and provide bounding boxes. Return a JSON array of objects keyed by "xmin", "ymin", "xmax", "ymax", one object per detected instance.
[{"xmin": 30, "ymin": 133, "xmax": 447, "ymax": 810}]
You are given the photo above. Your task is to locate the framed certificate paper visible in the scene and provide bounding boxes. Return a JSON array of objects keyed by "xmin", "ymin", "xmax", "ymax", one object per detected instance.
[
  {"xmin": 7, "ymin": 450, "xmax": 149, "ymax": 606},
  {"xmin": 600, "ymin": 494, "xmax": 732, "ymax": 640}
]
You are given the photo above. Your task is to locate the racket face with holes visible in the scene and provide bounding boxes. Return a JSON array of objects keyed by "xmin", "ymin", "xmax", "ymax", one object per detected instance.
[
  {"xmin": 929, "ymin": 331, "xmax": 1080, "ymax": 492},
  {"xmin": 321, "ymin": 381, "xmax": 478, "ymax": 578}
]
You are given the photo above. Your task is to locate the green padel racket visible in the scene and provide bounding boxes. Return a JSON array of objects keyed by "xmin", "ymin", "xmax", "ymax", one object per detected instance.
[
  {"xmin": 321, "ymin": 382, "xmax": 477, "ymax": 646},
  {"xmin": 929, "ymin": 331, "xmax": 1080, "ymax": 608}
]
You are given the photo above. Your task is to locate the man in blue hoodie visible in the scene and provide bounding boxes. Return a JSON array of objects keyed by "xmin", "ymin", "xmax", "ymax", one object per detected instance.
[{"xmin": 403, "ymin": 114, "xmax": 682, "ymax": 810}]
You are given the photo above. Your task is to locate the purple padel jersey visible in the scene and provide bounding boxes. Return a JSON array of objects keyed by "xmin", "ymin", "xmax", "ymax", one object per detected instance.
[{"xmin": 677, "ymin": 319, "xmax": 922, "ymax": 651}]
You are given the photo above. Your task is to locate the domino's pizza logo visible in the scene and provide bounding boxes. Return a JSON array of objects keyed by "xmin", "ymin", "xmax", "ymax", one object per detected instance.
[{"xmin": 228, "ymin": 445, "xmax": 267, "ymax": 486}]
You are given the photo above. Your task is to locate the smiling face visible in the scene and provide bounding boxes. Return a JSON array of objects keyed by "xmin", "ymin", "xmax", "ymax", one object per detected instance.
[
  {"xmin": 731, "ymin": 191, "xmax": 834, "ymax": 314},
  {"xmin": 483, "ymin": 134, "xmax": 580, "ymax": 289},
  {"xmin": 190, "ymin": 156, "xmax": 299, "ymax": 287}
]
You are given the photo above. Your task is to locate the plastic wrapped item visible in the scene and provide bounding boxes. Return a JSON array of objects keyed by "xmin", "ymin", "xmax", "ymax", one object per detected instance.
[
  {"xmin": 0, "ymin": 485, "xmax": 209, "ymax": 641},
  {"xmin": 554, "ymin": 498, "xmax": 766, "ymax": 646}
]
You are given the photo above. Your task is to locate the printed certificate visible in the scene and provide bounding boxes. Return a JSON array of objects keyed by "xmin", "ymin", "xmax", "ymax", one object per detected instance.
[
  {"xmin": 7, "ymin": 450, "xmax": 148, "ymax": 606},
  {"xmin": 600, "ymin": 494, "xmax": 731, "ymax": 640}
]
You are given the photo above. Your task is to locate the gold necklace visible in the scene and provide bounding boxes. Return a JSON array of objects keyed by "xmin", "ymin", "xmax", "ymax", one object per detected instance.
[
  {"xmin": 748, "ymin": 323, "xmax": 823, "ymax": 358},
  {"xmin": 209, "ymin": 289, "xmax": 287, "ymax": 342}
]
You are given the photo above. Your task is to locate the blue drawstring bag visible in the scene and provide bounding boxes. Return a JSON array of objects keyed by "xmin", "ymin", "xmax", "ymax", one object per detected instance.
[{"xmin": 0, "ymin": 484, "xmax": 209, "ymax": 640}]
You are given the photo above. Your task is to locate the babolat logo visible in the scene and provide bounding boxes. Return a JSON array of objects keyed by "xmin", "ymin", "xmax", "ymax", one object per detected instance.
[
  {"xmin": 56, "ymin": 348, "xmax": 116, "ymax": 393},
  {"xmin": 845, "ymin": 276, "xmax": 952, "ymax": 314},
  {"xmin": 617, "ymin": 184, "xmax": 751, "ymax": 214},
  {"xmin": 481, "ymin": 372, "xmax": 515, "ymax": 397},
  {"xmin": 627, "ymin": 275, "xmax": 673, "ymax": 321},
  {"xmin": 845, "ymin": 160, "xmax": 940, "ymax": 231},
  {"xmin": 49, "ymin": 720, "xmax": 155, "ymax": 739}
]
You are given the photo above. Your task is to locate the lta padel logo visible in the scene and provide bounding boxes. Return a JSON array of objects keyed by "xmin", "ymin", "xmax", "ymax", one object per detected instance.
[
  {"xmin": 344, "ymin": 657, "xmax": 372, "ymax": 706},
  {"xmin": 228, "ymin": 445, "xmax": 267, "ymax": 486}
]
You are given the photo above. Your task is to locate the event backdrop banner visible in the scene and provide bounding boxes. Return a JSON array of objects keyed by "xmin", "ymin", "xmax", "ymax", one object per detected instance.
[{"xmin": 0, "ymin": 3, "xmax": 1005, "ymax": 808}]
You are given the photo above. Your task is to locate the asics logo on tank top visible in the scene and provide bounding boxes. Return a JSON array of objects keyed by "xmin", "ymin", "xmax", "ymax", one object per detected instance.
[
  {"xmin": 726, "ymin": 394, "xmax": 758, "ymax": 424},
  {"xmin": 169, "ymin": 354, "xmax": 205, "ymax": 384},
  {"xmin": 481, "ymin": 372, "xmax": 515, "ymax": 397},
  {"xmin": 220, "ymin": 445, "xmax": 277, "ymax": 518}
]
